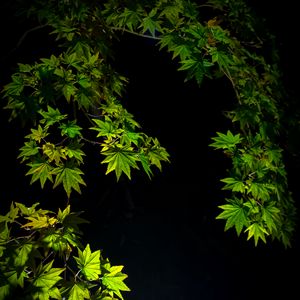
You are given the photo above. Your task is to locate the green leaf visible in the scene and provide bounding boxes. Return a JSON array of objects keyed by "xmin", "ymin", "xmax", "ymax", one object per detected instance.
[
  {"xmin": 22, "ymin": 215, "xmax": 57, "ymax": 229},
  {"xmin": 74, "ymin": 244, "xmax": 101, "ymax": 280},
  {"xmin": 18, "ymin": 140, "xmax": 40, "ymax": 162},
  {"xmin": 26, "ymin": 161, "xmax": 54, "ymax": 188},
  {"xmin": 77, "ymin": 74, "xmax": 91, "ymax": 88},
  {"xmin": 220, "ymin": 177, "xmax": 246, "ymax": 193},
  {"xmin": 247, "ymin": 182, "xmax": 274, "ymax": 200},
  {"xmin": 53, "ymin": 165, "xmax": 86, "ymax": 198},
  {"xmin": 216, "ymin": 202, "xmax": 248, "ymax": 235},
  {"xmin": 90, "ymin": 118, "xmax": 120, "ymax": 139},
  {"xmin": 160, "ymin": 4, "xmax": 182, "ymax": 24},
  {"xmin": 177, "ymin": 57, "xmax": 207, "ymax": 84},
  {"xmin": 209, "ymin": 130, "xmax": 242, "ymax": 150},
  {"xmin": 65, "ymin": 141, "xmax": 85, "ymax": 163},
  {"xmin": 15, "ymin": 202, "xmax": 40, "ymax": 216},
  {"xmin": 262, "ymin": 202, "xmax": 280, "ymax": 233},
  {"xmin": 2, "ymin": 74, "xmax": 24, "ymax": 96},
  {"xmin": 158, "ymin": 33, "xmax": 174, "ymax": 51},
  {"xmin": 62, "ymin": 83, "xmax": 77, "ymax": 102},
  {"xmin": 49, "ymin": 287, "xmax": 62, "ymax": 299},
  {"xmin": 42, "ymin": 143, "xmax": 67, "ymax": 164},
  {"xmin": 102, "ymin": 265, "xmax": 130, "ymax": 300},
  {"xmin": 27, "ymin": 125, "xmax": 48, "ymax": 143},
  {"xmin": 60, "ymin": 211, "xmax": 89, "ymax": 233},
  {"xmin": 33, "ymin": 260, "xmax": 65, "ymax": 289},
  {"xmin": 145, "ymin": 138, "xmax": 170, "ymax": 171},
  {"xmin": 141, "ymin": 13, "xmax": 161, "ymax": 36},
  {"xmin": 59, "ymin": 121, "xmax": 82, "ymax": 138},
  {"xmin": 120, "ymin": 131, "xmax": 141, "ymax": 146},
  {"xmin": 57, "ymin": 205, "xmax": 71, "ymax": 223},
  {"xmin": 40, "ymin": 54, "xmax": 60, "ymax": 69},
  {"xmin": 266, "ymin": 148, "xmax": 282, "ymax": 165},
  {"xmin": 138, "ymin": 152, "xmax": 153, "ymax": 179},
  {"xmin": 14, "ymin": 243, "xmax": 33, "ymax": 267},
  {"xmin": 244, "ymin": 222, "xmax": 269, "ymax": 246},
  {"xmin": 171, "ymin": 44, "xmax": 191, "ymax": 61},
  {"xmin": 0, "ymin": 284, "xmax": 10, "ymax": 300},
  {"xmin": 101, "ymin": 146, "xmax": 139, "ymax": 180},
  {"xmin": 1, "ymin": 269, "xmax": 27, "ymax": 288},
  {"xmin": 39, "ymin": 106, "xmax": 67, "ymax": 127},
  {"xmin": 177, "ymin": 58, "xmax": 198, "ymax": 71},
  {"xmin": 67, "ymin": 282, "xmax": 90, "ymax": 300},
  {"xmin": 210, "ymin": 48, "xmax": 233, "ymax": 71},
  {"xmin": 64, "ymin": 52, "xmax": 78, "ymax": 66},
  {"xmin": 18, "ymin": 63, "xmax": 33, "ymax": 72}
]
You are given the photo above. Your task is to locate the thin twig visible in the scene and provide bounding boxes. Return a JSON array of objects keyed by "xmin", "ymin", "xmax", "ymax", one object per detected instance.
[
  {"xmin": 110, "ymin": 26, "xmax": 162, "ymax": 40},
  {"xmin": 4, "ymin": 24, "xmax": 48, "ymax": 58},
  {"xmin": 16, "ymin": 24, "xmax": 48, "ymax": 49}
]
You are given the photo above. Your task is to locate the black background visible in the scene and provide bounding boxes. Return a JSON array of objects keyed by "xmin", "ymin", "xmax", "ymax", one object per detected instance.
[{"xmin": 0, "ymin": 1, "xmax": 299, "ymax": 299}]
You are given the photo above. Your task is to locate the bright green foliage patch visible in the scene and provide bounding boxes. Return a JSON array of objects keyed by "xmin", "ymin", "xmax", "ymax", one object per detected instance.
[{"xmin": 0, "ymin": 203, "xmax": 130, "ymax": 300}]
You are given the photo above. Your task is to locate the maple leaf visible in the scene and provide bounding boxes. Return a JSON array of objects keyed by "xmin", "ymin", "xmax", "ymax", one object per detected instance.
[
  {"xmin": 220, "ymin": 177, "xmax": 246, "ymax": 193},
  {"xmin": 32, "ymin": 261, "xmax": 65, "ymax": 296},
  {"xmin": 171, "ymin": 44, "xmax": 191, "ymax": 61},
  {"xmin": 0, "ymin": 285, "xmax": 10, "ymax": 300},
  {"xmin": 90, "ymin": 118, "xmax": 122, "ymax": 140},
  {"xmin": 177, "ymin": 57, "xmax": 208, "ymax": 84},
  {"xmin": 247, "ymin": 182, "xmax": 275, "ymax": 200},
  {"xmin": 102, "ymin": 265, "xmax": 130, "ymax": 300},
  {"xmin": 0, "ymin": 269, "xmax": 27, "ymax": 291},
  {"xmin": 147, "ymin": 144, "xmax": 170, "ymax": 171},
  {"xmin": 216, "ymin": 201, "xmax": 249, "ymax": 235},
  {"xmin": 2, "ymin": 74, "xmax": 24, "ymax": 96},
  {"xmin": 15, "ymin": 202, "xmax": 40, "ymax": 216},
  {"xmin": 245, "ymin": 222, "xmax": 269, "ymax": 246},
  {"xmin": 18, "ymin": 140, "xmax": 39, "ymax": 162},
  {"xmin": 209, "ymin": 130, "xmax": 242, "ymax": 150},
  {"xmin": 67, "ymin": 282, "xmax": 90, "ymax": 300},
  {"xmin": 57, "ymin": 205, "xmax": 89, "ymax": 234},
  {"xmin": 138, "ymin": 152, "xmax": 153, "ymax": 179},
  {"xmin": 27, "ymin": 125, "xmax": 48, "ymax": 143},
  {"xmin": 65, "ymin": 141, "xmax": 86, "ymax": 163},
  {"xmin": 26, "ymin": 161, "xmax": 54, "ymax": 188},
  {"xmin": 74, "ymin": 244, "xmax": 101, "ymax": 280},
  {"xmin": 52, "ymin": 165, "xmax": 86, "ymax": 198},
  {"xmin": 101, "ymin": 146, "xmax": 139, "ymax": 180},
  {"xmin": 261, "ymin": 202, "xmax": 280, "ymax": 233},
  {"xmin": 60, "ymin": 121, "xmax": 82, "ymax": 138},
  {"xmin": 38, "ymin": 105, "xmax": 67, "ymax": 127},
  {"xmin": 141, "ymin": 14, "xmax": 161, "ymax": 37},
  {"xmin": 22, "ymin": 215, "xmax": 57, "ymax": 229},
  {"xmin": 14, "ymin": 243, "xmax": 33, "ymax": 267},
  {"xmin": 120, "ymin": 130, "xmax": 141, "ymax": 146},
  {"xmin": 42, "ymin": 143, "xmax": 67, "ymax": 164}
]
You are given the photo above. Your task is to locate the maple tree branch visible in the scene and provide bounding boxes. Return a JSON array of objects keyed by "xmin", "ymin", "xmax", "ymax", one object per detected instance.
[{"xmin": 110, "ymin": 26, "xmax": 162, "ymax": 40}]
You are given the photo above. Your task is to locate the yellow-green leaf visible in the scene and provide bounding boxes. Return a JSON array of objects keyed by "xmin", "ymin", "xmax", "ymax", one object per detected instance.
[{"xmin": 74, "ymin": 244, "xmax": 101, "ymax": 280}]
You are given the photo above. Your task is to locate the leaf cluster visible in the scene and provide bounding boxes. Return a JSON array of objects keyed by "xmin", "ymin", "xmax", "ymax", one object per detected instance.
[{"xmin": 0, "ymin": 202, "xmax": 130, "ymax": 300}]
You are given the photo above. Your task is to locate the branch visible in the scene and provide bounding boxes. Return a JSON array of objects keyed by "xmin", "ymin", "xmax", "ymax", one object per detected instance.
[
  {"xmin": 18, "ymin": 24, "xmax": 48, "ymax": 47},
  {"xmin": 6, "ymin": 24, "xmax": 48, "ymax": 58},
  {"xmin": 110, "ymin": 26, "xmax": 161, "ymax": 40}
]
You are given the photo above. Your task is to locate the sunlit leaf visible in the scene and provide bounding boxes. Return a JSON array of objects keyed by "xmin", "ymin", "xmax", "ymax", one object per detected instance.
[
  {"xmin": 67, "ymin": 282, "xmax": 90, "ymax": 300},
  {"xmin": 74, "ymin": 244, "xmax": 101, "ymax": 280},
  {"xmin": 245, "ymin": 222, "xmax": 269, "ymax": 246},
  {"xmin": 52, "ymin": 165, "xmax": 86, "ymax": 198},
  {"xmin": 101, "ymin": 146, "xmax": 139, "ymax": 180},
  {"xmin": 217, "ymin": 202, "xmax": 248, "ymax": 235}
]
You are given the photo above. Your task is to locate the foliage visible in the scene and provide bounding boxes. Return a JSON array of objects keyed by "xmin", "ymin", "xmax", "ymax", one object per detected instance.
[
  {"xmin": 0, "ymin": 2, "xmax": 298, "ymax": 299},
  {"xmin": 0, "ymin": 202, "xmax": 130, "ymax": 300}
]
